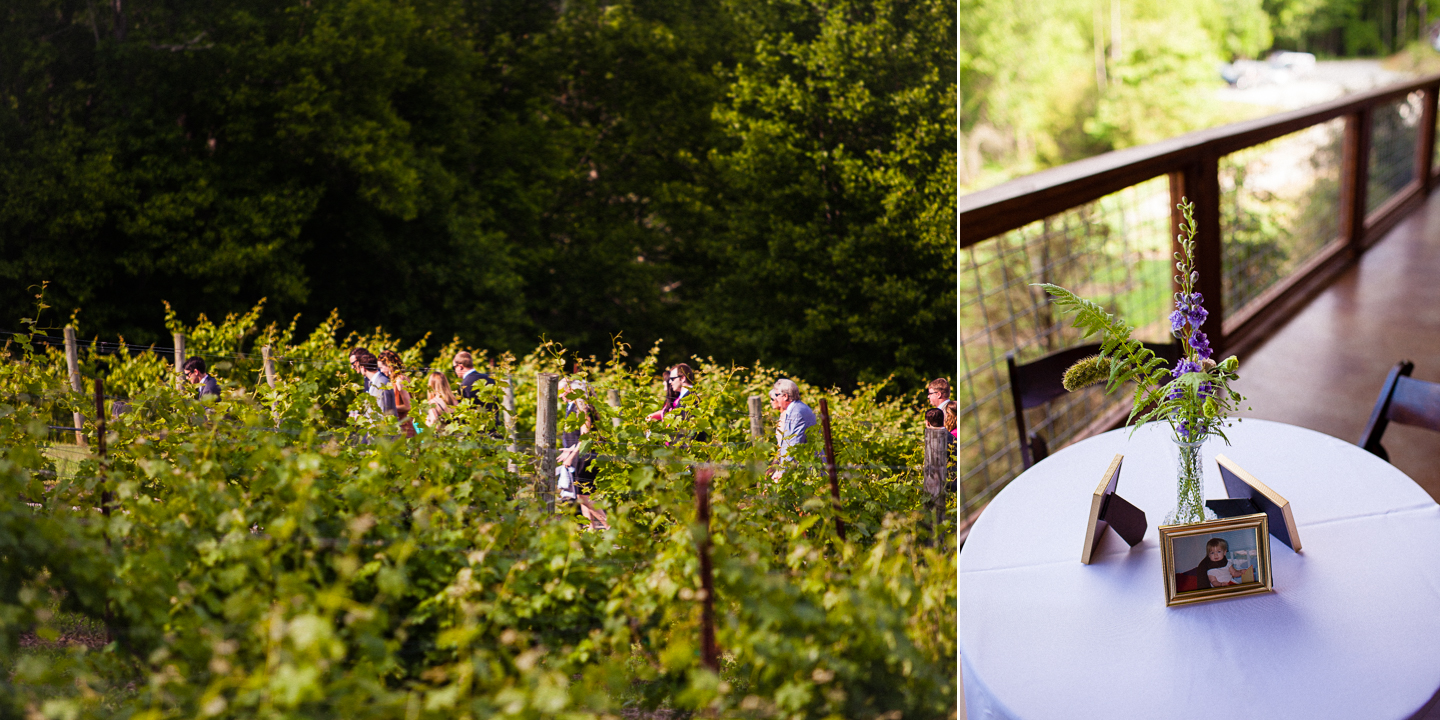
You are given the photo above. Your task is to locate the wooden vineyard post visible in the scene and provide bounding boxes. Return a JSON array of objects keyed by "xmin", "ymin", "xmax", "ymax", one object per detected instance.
[
  {"xmin": 818, "ymin": 398, "xmax": 846, "ymax": 542},
  {"xmin": 95, "ymin": 377, "xmax": 112, "ymax": 517},
  {"xmin": 261, "ymin": 345, "xmax": 277, "ymax": 388},
  {"xmin": 173, "ymin": 333, "xmax": 186, "ymax": 389},
  {"xmin": 64, "ymin": 327, "xmax": 87, "ymax": 446},
  {"xmin": 694, "ymin": 466, "xmax": 719, "ymax": 672},
  {"xmin": 924, "ymin": 427, "xmax": 950, "ymax": 546},
  {"xmin": 260, "ymin": 345, "xmax": 279, "ymax": 425},
  {"xmin": 535, "ymin": 372, "xmax": 559, "ymax": 512},
  {"xmin": 95, "ymin": 374, "xmax": 116, "ymax": 644},
  {"xmin": 748, "ymin": 395, "xmax": 764, "ymax": 440},
  {"xmin": 607, "ymin": 388, "xmax": 622, "ymax": 430},
  {"xmin": 504, "ymin": 376, "xmax": 518, "ymax": 473}
]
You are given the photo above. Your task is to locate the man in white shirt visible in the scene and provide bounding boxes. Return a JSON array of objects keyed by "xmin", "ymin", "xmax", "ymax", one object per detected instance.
[{"xmin": 358, "ymin": 352, "xmax": 391, "ymax": 413}]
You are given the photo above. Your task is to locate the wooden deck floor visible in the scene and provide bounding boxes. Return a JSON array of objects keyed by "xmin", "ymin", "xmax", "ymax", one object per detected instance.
[{"xmin": 1233, "ymin": 189, "xmax": 1440, "ymax": 499}]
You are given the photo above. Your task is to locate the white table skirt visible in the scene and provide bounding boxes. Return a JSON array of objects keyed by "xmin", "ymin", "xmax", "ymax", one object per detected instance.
[{"xmin": 960, "ymin": 420, "xmax": 1440, "ymax": 720}]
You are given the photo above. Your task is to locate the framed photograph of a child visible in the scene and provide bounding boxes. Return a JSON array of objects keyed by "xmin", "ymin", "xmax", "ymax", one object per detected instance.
[{"xmin": 1159, "ymin": 514, "xmax": 1274, "ymax": 607}]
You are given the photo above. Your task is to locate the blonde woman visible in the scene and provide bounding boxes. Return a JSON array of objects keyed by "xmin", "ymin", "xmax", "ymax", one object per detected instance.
[
  {"xmin": 377, "ymin": 350, "xmax": 416, "ymax": 439},
  {"xmin": 425, "ymin": 371, "xmax": 459, "ymax": 428}
]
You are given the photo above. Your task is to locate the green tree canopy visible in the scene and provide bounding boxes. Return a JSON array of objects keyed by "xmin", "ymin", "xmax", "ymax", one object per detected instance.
[{"xmin": 0, "ymin": 0, "xmax": 956, "ymax": 393}]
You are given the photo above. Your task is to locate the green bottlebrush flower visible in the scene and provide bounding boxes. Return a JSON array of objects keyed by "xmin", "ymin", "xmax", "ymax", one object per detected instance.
[{"xmin": 1062, "ymin": 355, "xmax": 1112, "ymax": 391}]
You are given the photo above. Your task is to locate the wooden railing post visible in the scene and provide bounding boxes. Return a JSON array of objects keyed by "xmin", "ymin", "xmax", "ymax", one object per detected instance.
[
  {"xmin": 748, "ymin": 395, "xmax": 764, "ymax": 440},
  {"xmin": 535, "ymin": 372, "xmax": 559, "ymax": 512},
  {"xmin": 1418, "ymin": 85, "xmax": 1438, "ymax": 193},
  {"xmin": 1179, "ymin": 155, "xmax": 1225, "ymax": 354},
  {"xmin": 1340, "ymin": 108, "xmax": 1374, "ymax": 255}
]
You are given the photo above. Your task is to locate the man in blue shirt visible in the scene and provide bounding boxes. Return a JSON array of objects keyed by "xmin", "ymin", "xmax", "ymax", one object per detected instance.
[{"xmin": 769, "ymin": 378, "xmax": 817, "ymax": 478}]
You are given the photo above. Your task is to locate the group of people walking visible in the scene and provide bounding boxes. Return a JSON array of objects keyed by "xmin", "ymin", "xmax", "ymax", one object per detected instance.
[
  {"xmin": 342, "ymin": 347, "xmax": 495, "ymax": 437},
  {"xmin": 180, "ymin": 349, "xmax": 951, "ymax": 529}
]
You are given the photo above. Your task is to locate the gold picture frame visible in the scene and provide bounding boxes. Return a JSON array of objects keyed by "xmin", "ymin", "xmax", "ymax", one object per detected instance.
[
  {"xmin": 1081, "ymin": 454, "xmax": 1146, "ymax": 564},
  {"xmin": 1159, "ymin": 513, "xmax": 1274, "ymax": 607},
  {"xmin": 1215, "ymin": 454, "xmax": 1301, "ymax": 551},
  {"xmin": 1081, "ymin": 455, "xmax": 1124, "ymax": 564}
]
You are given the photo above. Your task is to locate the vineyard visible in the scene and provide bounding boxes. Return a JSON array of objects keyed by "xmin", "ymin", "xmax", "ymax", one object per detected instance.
[{"xmin": 0, "ymin": 297, "xmax": 957, "ymax": 719}]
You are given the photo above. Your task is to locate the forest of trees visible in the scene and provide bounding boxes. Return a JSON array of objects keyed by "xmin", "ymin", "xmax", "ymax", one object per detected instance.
[
  {"xmin": 961, "ymin": 0, "xmax": 1438, "ymax": 191},
  {"xmin": 0, "ymin": 0, "xmax": 957, "ymax": 393}
]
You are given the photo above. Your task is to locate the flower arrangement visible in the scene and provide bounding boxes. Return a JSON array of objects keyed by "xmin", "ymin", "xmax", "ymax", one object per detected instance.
[{"xmin": 1035, "ymin": 199, "xmax": 1244, "ymax": 524}]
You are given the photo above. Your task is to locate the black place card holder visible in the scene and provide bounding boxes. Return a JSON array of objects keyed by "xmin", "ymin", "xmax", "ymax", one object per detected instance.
[
  {"xmin": 1206, "ymin": 498, "xmax": 1260, "ymax": 518},
  {"xmin": 1210, "ymin": 454, "xmax": 1302, "ymax": 552},
  {"xmin": 1082, "ymin": 455, "xmax": 1148, "ymax": 564}
]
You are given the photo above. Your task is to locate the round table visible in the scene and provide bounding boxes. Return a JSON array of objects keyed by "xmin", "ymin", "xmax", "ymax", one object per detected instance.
[{"xmin": 960, "ymin": 420, "xmax": 1440, "ymax": 720}]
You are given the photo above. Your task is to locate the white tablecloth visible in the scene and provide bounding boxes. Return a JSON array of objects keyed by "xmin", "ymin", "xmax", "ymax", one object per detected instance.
[{"xmin": 960, "ymin": 420, "xmax": 1440, "ymax": 720}]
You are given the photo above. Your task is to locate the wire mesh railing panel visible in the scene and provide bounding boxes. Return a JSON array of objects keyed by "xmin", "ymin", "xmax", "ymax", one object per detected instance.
[
  {"xmin": 959, "ymin": 176, "xmax": 1173, "ymax": 520},
  {"xmin": 1220, "ymin": 119, "xmax": 1344, "ymax": 316},
  {"xmin": 1368, "ymin": 92, "xmax": 1423, "ymax": 215},
  {"xmin": 1433, "ymin": 96, "xmax": 1440, "ymax": 174}
]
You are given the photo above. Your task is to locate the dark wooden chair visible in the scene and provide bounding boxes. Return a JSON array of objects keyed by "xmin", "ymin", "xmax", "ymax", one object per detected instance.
[
  {"xmin": 1006, "ymin": 342, "xmax": 1181, "ymax": 469},
  {"xmin": 1359, "ymin": 361, "xmax": 1440, "ymax": 462}
]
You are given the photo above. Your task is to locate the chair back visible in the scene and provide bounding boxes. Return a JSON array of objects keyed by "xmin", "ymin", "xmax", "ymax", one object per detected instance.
[
  {"xmin": 1360, "ymin": 361, "xmax": 1440, "ymax": 461},
  {"xmin": 1006, "ymin": 342, "xmax": 1181, "ymax": 469}
]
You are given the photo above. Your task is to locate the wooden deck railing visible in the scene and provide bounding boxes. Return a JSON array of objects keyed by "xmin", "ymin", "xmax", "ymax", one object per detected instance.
[
  {"xmin": 959, "ymin": 73, "xmax": 1440, "ymax": 524},
  {"xmin": 962, "ymin": 73, "xmax": 1440, "ymax": 361}
]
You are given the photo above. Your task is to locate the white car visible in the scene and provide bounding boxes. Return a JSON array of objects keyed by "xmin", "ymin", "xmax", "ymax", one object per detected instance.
[{"xmin": 1267, "ymin": 51, "xmax": 1316, "ymax": 76}]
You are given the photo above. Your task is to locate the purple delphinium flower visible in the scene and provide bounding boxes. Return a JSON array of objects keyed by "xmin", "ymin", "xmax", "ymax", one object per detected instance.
[
  {"xmin": 1177, "ymin": 418, "xmax": 1212, "ymax": 442},
  {"xmin": 1170, "ymin": 310, "xmax": 1187, "ymax": 333},
  {"xmin": 1185, "ymin": 303, "xmax": 1208, "ymax": 329},
  {"xmin": 1190, "ymin": 330, "xmax": 1212, "ymax": 360},
  {"xmin": 1171, "ymin": 292, "xmax": 1209, "ymax": 336},
  {"xmin": 1167, "ymin": 358, "xmax": 1202, "ymax": 401},
  {"xmin": 1172, "ymin": 358, "xmax": 1201, "ymax": 377}
]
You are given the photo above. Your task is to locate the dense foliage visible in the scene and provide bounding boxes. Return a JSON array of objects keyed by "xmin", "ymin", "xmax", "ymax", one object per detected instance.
[
  {"xmin": 0, "ymin": 0, "xmax": 956, "ymax": 393},
  {"xmin": 960, "ymin": 0, "xmax": 1439, "ymax": 191},
  {"xmin": 0, "ymin": 299, "xmax": 956, "ymax": 719}
]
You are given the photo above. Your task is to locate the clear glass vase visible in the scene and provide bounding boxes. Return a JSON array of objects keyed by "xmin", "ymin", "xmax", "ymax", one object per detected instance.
[{"xmin": 1164, "ymin": 436, "xmax": 1217, "ymax": 526}]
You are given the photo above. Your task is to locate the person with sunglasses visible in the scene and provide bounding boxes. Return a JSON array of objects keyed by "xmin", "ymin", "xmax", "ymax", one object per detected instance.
[
  {"xmin": 183, "ymin": 356, "xmax": 221, "ymax": 401},
  {"xmin": 349, "ymin": 347, "xmax": 374, "ymax": 389},
  {"xmin": 647, "ymin": 363, "xmax": 695, "ymax": 422}
]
